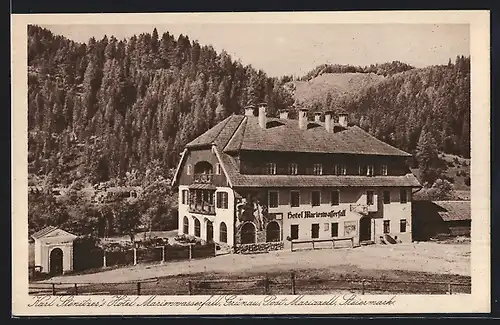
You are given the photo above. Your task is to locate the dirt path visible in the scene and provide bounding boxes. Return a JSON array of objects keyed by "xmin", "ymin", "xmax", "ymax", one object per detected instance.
[{"xmin": 39, "ymin": 242, "xmax": 470, "ymax": 284}]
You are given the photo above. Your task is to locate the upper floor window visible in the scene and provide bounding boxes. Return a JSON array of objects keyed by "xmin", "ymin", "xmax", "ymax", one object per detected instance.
[
  {"xmin": 187, "ymin": 164, "xmax": 192, "ymax": 175},
  {"xmin": 290, "ymin": 191, "xmax": 300, "ymax": 207},
  {"xmin": 216, "ymin": 191, "xmax": 228, "ymax": 209},
  {"xmin": 266, "ymin": 162, "xmax": 277, "ymax": 175},
  {"xmin": 366, "ymin": 190, "xmax": 374, "ymax": 206},
  {"xmin": 340, "ymin": 164, "xmax": 347, "ymax": 175},
  {"xmin": 269, "ymin": 191, "xmax": 279, "ymax": 208},
  {"xmin": 215, "ymin": 163, "xmax": 221, "ymax": 175},
  {"xmin": 400, "ymin": 189, "xmax": 408, "ymax": 204},
  {"xmin": 289, "ymin": 163, "xmax": 298, "ymax": 175},
  {"xmin": 331, "ymin": 190, "xmax": 340, "ymax": 206},
  {"xmin": 311, "ymin": 191, "xmax": 321, "ymax": 207},
  {"xmin": 358, "ymin": 165, "xmax": 367, "ymax": 176},
  {"xmin": 383, "ymin": 190, "xmax": 390, "ymax": 204},
  {"xmin": 367, "ymin": 165, "xmax": 374, "ymax": 176},
  {"xmin": 313, "ymin": 164, "xmax": 323, "ymax": 175},
  {"xmin": 181, "ymin": 190, "xmax": 189, "ymax": 205},
  {"xmin": 333, "ymin": 164, "xmax": 340, "ymax": 175},
  {"xmin": 381, "ymin": 165, "xmax": 388, "ymax": 176}
]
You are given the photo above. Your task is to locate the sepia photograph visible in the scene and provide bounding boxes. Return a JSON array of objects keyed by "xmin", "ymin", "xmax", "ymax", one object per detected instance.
[{"xmin": 11, "ymin": 11, "xmax": 490, "ymax": 315}]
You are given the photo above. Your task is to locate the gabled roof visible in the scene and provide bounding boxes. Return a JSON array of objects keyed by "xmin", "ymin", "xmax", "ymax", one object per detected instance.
[
  {"xmin": 31, "ymin": 226, "xmax": 58, "ymax": 239},
  {"xmin": 186, "ymin": 115, "xmax": 245, "ymax": 149},
  {"xmin": 31, "ymin": 226, "xmax": 77, "ymax": 240},
  {"xmin": 433, "ymin": 201, "xmax": 471, "ymax": 222}
]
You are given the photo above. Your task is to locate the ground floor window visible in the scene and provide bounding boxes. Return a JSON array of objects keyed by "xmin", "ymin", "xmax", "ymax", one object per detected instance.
[
  {"xmin": 183, "ymin": 216, "xmax": 189, "ymax": 234},
  {"xmin": 194, "ymin": 218, "xmax": 201, "ymax": 237},
  {"xmin": 383, "ymin": 220, "xmax": 390, "ymax": 234},
  {"xmin": 220, "ymin": 222, "xmax": 227, "ymax": 243},
  {"xmin": 400, "ymin": 219, "xmax": 407, "ymax": 232},
  {"xmin": 266, "ymin": 221, "xmax": 280, "ymax": 242},
  {"xmin": 311, "ymin": 223, "xmax": 320, "ymax": 239},
  {"xmin": 331, "ymin": 222, "xmax": 339, "ymax": 237},
  {"xmin": 290, "ymin": 224, "xmax": 299, "ymax": 240},
  {"xmin": 241, "ymin": 222, "xmax": 256, "ymax": 244}
]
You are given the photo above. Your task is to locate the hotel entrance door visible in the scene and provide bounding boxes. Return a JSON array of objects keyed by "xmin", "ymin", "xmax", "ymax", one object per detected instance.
[{"xmin": 359, "ymin": 216, "xmax": 371, "ymax": 242}]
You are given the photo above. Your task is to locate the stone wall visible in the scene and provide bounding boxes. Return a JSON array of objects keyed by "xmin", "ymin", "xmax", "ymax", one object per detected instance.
[{"xmin": 235, "ymin": 241, "xmax": 284, "ymax": 254}]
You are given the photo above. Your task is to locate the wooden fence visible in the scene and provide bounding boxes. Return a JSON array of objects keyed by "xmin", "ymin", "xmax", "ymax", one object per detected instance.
[
  {"xmin": 29, "ymin": 273, "xmax": 471, "ymax": 296},
  {"xmin": 290, "ymin": 237, "xmax": 354, "ymax": 252}
]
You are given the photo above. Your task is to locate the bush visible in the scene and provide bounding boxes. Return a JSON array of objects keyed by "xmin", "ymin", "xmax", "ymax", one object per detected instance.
[
  {"xmin": 447, "ymin": 161, "xmax": 455, "ymax": 167},
  {"xmin": 464, "ymin": 177, "xmax": 471, "ymax": 186}
]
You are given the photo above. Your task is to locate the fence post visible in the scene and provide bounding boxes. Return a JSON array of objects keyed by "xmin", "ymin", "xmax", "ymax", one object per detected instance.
[
  {"xmin": 290, "ymin": 272, "xmax": 296, "ymax": 295},
  {"xmin": 361, "ymin": 280, "xmax": 365, "ymax": 295},
  {"xmin": 448, "ymin": 282, "xmax": 452, "ymax": 295},
  {"xmin": 290, "ymin": 241, "xmax": 293, "ymax": 252},
  {"xmin": 137, "ymin": 282, "xmax": 141, "ymax": 295},
  {"xmin": 264, "ymin": 275, "xmax": 270, "ymax": 295},
  {"xmin": 189, "ymin": 244, "xmax": 193, "ymax": 260},
  {"xmin": 161, "ymin": 246, "xmax": 165, "ymax": 264},
  {"xmin": 133, "ymin": 248, "xmax": 137, "ymax": 266},
  {"xmin": 187, "ymin": 281, "xmax": 193, "ymax": 295},
  {"xmin": 312, "ymin": 240, "xmax": 315, "ymax": 250},
  {"xmin": 74, "ymin": 283, "xmax": 78, "ymax": 295},
  {"xmin": 52, "ymin": 283, "xmax": 56, "ymax": 295},
  {"xmin": 103, "ymin": 251, "xmax": 107, "ymax": 268}
]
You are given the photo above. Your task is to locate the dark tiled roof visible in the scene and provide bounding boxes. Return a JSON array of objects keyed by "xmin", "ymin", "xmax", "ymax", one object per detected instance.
[
  {"xmin": 31, "ymin": 226, "xmax": 57, "ymax": 239},
  {"xmin": 223, "ymin": 116, "xmax": 411, "ymax": 156},
  {"xmin": 218, "ymin": 152, "xmax": 420, "ymax": 188},
  {"xmin": 433, "ymin": 201, "xmax": 471, "ymax": 221},
  {"xmin": 186, "ymin": 115, "xmax": 245, "ymax": 148}
]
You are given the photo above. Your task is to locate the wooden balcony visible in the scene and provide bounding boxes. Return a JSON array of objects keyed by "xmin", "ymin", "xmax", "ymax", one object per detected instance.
[
  {"xmin": 193, "ymin": 173, "xmax": 214, "ymax": 184},
  {"xmin": 189, "ymin": 202, "xmax": 216, "ymax": 215}
]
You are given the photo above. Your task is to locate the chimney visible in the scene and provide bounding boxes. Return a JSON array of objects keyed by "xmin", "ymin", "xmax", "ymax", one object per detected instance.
[
  {"xmin": 244, "ymin": 105, "xmax": 255, "ymax": 117},
  {"xmin": 314, "ymin": 112, "xmax": 322, "ymax": 123},
  {"xmin": 298, "ymin": 108, "xmax": 309, "ymax": 130},
  {"xmin": 338, "ymin": 112, "xmax": 348, "ymax": 127},
  {"xmin": 279, "ymin": 109, "xmax": 289, "ymax": 120},
  {"xmin": 324, "ymin": 110, "xmax": 333, "ymax": 133},
  {"xmin": 258, "ymin": 102, "xmax": 267, "ymax": 129}
]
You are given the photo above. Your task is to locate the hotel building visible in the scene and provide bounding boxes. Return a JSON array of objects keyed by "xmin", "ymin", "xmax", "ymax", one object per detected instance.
[{"xmin": 171, "ymin": 103, "xmax": 421, "ymax": 251}]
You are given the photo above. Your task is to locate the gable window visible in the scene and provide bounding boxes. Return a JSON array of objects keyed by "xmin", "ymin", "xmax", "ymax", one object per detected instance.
[
  {"xmin": 366, "ymin": 190, "xmax": 374, "ymax": 206},
  {"xmin": 313, "ymin": 164, "xmax": 323, "ymax": 175},
  {"xmin": 383, "ymin": 220, "xmax": 390, "ymax": 234},
  {"xmin": 359, "ymin": 165, "xmax": 367, "ymax": 176},
  {"xmin": 367, "ymin": 165, "xmax": 374, "ymax": 176},
  {"xmin": 340, "ymin": 164, "xmax": 347, "ymax": 175},
  {"xmin": 331, "ymin": 190, "xmax": 340, "ymax": 206},
  {"xmin": 181, "ymin": 190, "xmax": 189, "ymax": 205},
  {"xmin": 381, "ymin": 165, "xmax": 388, "ymax": 176},
  {"xmin": 400, "ymin": 219, "xmax": 407, "ymax": 233},
  {"xmin": 400, "ymin": 189, "xmax": 408, "ymax": 204},
  {"xmin": 289, "ymin": 163, "xmax": 298, "ymax": 175},
  {"xmin": 311, "ymin": 191, "xmax": 321, "ymax": 207},
  {"xmin": 266, "ymin": 162, "xmax": 277, "ymax": 175},
  {"xmin": 216, "ymin": 191, "xmax": 228, "ymax": 209},
  {"xmin": 187, "ymin": 164, "xmax": 192, "ymax": 175},
  {"xmin": 268, "ymin": 191, "xmax": 279, "ymax": 208},
  {"xmin": 333, "ymin": 164, "xmax": 340, "ymax": 175},
  {"xmin": 290, "ymin": 191, "xmax": 300, "ymax": 207},
  {"xmin": 383, "ymin": 190, "xmax": 390, "ymax": 204},
  {"xmin": 215, "ymin": 163, "xmax": 221, "ymax": 175}
]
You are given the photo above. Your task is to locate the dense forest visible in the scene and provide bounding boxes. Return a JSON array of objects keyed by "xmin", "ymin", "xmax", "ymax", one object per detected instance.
[{"xmin": 27, "ymin": 25, "xmax": 470, "ymax": 188}]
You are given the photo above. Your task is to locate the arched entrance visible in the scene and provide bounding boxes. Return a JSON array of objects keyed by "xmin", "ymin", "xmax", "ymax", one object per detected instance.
[
  {"xmin": 266, "ymin": 221, "xmax": 281, "ymax": 242},
  {"xmin": 359, "ymin": 216, "xmax": 372, "ymax": 242},
  {"xmin": 241, "ymin": 222, "xmax": 256, "ymax": 244},
  {"xmin": 206, "ymin": 220, "xmax": 214, "ymax": 242},
  {"xmin": 50, "ymin": 248, "xmax": 63, "ymax": 276}
]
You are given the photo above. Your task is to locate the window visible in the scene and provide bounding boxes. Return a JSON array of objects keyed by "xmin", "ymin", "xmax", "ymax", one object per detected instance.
[
  {"xmin": 331, "ymin": 222, "xmax": 339, "ymax": 237},
  {"xmin": 216, "ymin": 192, "xmax": 228, "ymax": 209},
  {"xmin": 181, "ymin": 190, "xmax": 189, "ymax": 205},
  {"xmin": 383, "ymin": 220, "xmax": 390, "ymax": 234},
  {"xmin": 266, "ymin": 162, "xmax": 277, "ymax": 175},
  {"xmin": 366, "ymin": 190, "xmax": 374, "ymax": 206},
  {"xmin": 290, "ymin": 191, "xmax": 300, "ymax": 207},
  {"xmin": 183, "ymin": 216, "xmax": 189, "ymax": 234},
  {"xmin": 400, "ymin": 219, "xmax": 407, "ymax": 233},
  {"xmin": 241, "ymin": 223, "xmax": 256, "ymax": 244},
  {"xmin": 266, "ymin": 221, "xmax": 281, "ymax": 242},
  {"xmin": 400, "ymin": 189, "xmax": 408, "ymax": 204},
  {"xmin": 367, "ymin": 165, "xmax": 374, "ymax": 176},
  {"xmin": 383, "ymin": 190, "xmax": 390, "ymax": 204},
  {"xmin": 331, "ymin": 190, "xmax": 340, "ymax": 206},
  {"xmin": 359, "ymin": 165, "xmax": 367, "ymax": 176},
  {"xmin": 340, "ymin": 164, "xmax": 347, "ymax": 175},
  {"xmin": 215, "ymin": 163, "xmax": 221, "ymax": 175},
  {"xmin": 194, "ymin": 218, "xmax": 201, "ymax": 237},
  {"xmin": 381, "ymin": 165, "xmax": 388, "ymax": 176},
  {"xmin": 220, "ymin": 222, "xmax": 227, "ymax": 243},
  {"xmin": 333, "ymin": 164, "xmax": 340, "ymax": 175},
  {"xmin": 311, "ymin": 224, "xmax": 320, "ymax": 239},
  {"xmin": 187, "ymin": 164, "xmax": 192, "ymax": 175},
  {"xmin": 311, "ymin": 191, "xmax": 321, "ymax": 207},
  {"xmin": 269, "ymin": 191, "xmax": 279, "ymax": 208},
  {"xmin": 290, "ymin": 225, "xmax": 299, "ymax": 240},
  {"xmin": 313, "ymin": 164, "xmax": 323, "ymax": 175},
  {"xmin": 289, "ymin": 163, "xmax": 298, "ymax": 175}
]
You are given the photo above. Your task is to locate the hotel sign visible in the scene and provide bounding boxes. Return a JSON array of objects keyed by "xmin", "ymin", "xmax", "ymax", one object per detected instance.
[{"xmin": 288, "ymin": 209, "xmax": 346, "ymax": 219}]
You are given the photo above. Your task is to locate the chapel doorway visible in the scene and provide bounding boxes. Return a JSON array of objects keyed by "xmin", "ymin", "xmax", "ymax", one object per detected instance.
[{"xmin": 49, "ymin": 248, "xmax": 63, "ymax": 276}]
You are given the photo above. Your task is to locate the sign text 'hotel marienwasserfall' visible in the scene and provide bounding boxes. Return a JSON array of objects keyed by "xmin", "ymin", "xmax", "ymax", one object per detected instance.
[{"xmin": 287, "ymin": 210, "xmax": 346, "ymax": 219}]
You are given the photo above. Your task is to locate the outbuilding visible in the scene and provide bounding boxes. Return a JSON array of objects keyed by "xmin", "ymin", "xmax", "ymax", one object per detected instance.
[{"xmin": 31, "ymin": 226, "xmax": 77, "ymax": 275}]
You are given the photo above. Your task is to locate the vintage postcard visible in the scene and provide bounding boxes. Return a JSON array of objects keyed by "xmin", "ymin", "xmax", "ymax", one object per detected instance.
[{"xmin": 11, "ymin": 11, "xmax": 490, "ymax": 316}]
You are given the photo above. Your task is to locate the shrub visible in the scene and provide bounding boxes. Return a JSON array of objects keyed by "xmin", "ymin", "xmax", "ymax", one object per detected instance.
[{"xmin": 464, "ymin": 177, "xmax": 471, "ymax": 186}]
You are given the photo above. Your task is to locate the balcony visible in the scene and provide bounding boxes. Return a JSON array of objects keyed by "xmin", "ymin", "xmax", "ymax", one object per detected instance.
[
  {"xmin": 189, "ymin": 202, "xmax": 216, "ymax": 215},
  {"xmin": 350, "ymin": 204, "xmax": 369, "ymax": 215},
  {"xmin": 193, "ymin": 173, "xmax": 214, "ymax": 184}
]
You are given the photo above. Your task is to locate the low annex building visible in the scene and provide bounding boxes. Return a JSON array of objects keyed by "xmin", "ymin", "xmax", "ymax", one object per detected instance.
[
  {"xmin": 31, "ymin": 226, "xmax": 77, "ymax": 275},
  {"xmin": 171, "ymin": 103, "xmax": 421, "ymax": 252}
]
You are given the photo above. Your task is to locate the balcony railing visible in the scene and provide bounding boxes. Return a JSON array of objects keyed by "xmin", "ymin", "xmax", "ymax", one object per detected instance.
[
  {"xmin": 189, "ymin": 202, "xmax": 216, "ymax": 215},
  {"xmin": 193, "ymin": 173, "xmax": 214, "ymax": 184}
]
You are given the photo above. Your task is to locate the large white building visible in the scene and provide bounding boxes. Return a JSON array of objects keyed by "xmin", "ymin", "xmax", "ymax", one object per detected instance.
[{"xmin": 172, "ymin": 104, "xmax": 421, "ymax": 252}]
